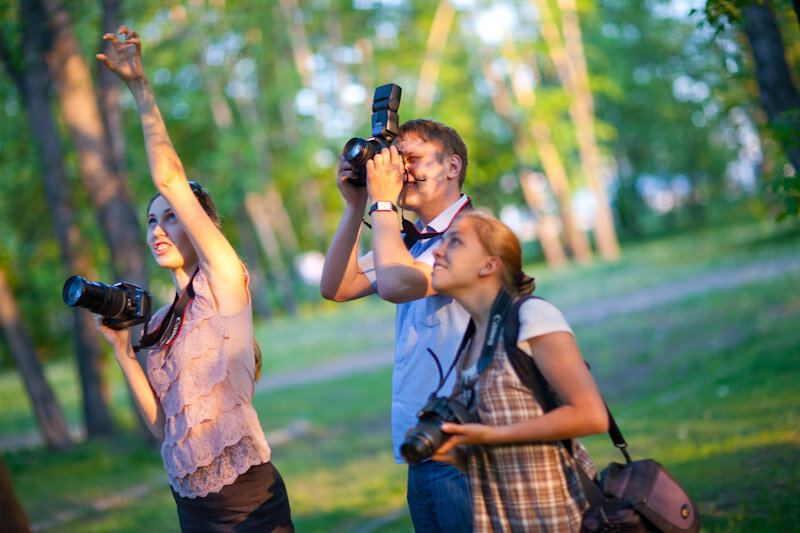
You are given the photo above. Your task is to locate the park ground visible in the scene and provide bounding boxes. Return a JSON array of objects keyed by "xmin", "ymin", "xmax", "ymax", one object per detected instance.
[{"xmin": 1, "ymin": 214, "xmax": 799, "ymax": 532}]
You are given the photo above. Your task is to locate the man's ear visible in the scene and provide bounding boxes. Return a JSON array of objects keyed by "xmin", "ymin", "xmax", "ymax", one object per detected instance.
[
  {"xmin": 479, "ymin": 256, "xmax": 501, "ymax": 277},
  {"xmin": 446, "ymin": 154, "xmax": 462, "ymax": 181}
]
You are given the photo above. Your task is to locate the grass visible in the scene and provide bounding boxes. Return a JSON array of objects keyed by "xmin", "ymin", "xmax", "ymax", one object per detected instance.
[{"xmin": 2, "ymin": 215, "xmax": 799, "ymax": 532}]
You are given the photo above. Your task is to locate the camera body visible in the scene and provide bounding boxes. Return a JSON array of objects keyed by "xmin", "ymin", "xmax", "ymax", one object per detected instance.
[
  {"xmin": 400, "ymin": 393, "xmax": 474, "ymax": 464},
  {"xmin": 62, "ymin": 276, "xmax": 151, "ymax": 330},
  {"xmin": 343, "ymin": 83, "xmax": 403, "ymax": 187}
]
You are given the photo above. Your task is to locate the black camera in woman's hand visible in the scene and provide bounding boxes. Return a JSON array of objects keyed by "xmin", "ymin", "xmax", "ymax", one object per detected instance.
[
  {"xmin": 400, "ymin": 394, "xmax": 474, "ymax": 464},
  {"xmin": 62, "ymin": 276, "xmax": 151, "ymax": 330}
]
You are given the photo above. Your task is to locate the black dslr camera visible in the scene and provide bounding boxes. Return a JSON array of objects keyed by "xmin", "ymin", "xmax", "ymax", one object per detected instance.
[
  {"xmin": 400, "ymin": 393, "xmax": 474, "ymax": 464},
  {"xmin": 343, "ymin": 83, "xmax": 402, "ymax": 187},
  {"xmin": 62, "ymin": 276, "xmax": 151, "ymax": 330}
]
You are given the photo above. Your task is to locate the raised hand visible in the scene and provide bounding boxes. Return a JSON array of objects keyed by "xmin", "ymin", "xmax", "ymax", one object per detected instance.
[{"xmin": 96, "ymin": 26, "xmax": 146, "ymax": 85}]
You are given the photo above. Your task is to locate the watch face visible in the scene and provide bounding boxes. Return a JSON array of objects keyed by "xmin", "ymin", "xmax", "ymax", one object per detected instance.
[{"xmin": 371, "ymin": 201, "xmax": 396, "ymax": 212}]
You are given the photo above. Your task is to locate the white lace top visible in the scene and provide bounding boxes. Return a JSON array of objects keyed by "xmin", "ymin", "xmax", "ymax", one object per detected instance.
[{"xmin": 146, "ymin": 267, "xmax": 271, "ymax": 498}]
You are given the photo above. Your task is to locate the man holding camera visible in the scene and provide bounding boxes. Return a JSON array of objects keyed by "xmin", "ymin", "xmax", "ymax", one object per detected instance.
[{"xmin": 320, "ymin": 118, "xmax": 472, "ymax": 532}]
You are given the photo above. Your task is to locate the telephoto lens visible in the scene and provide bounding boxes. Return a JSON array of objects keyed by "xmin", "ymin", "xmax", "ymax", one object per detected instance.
[{"xmin": 62, "ymin": 275, "xmax": 129, "ymax": 319}]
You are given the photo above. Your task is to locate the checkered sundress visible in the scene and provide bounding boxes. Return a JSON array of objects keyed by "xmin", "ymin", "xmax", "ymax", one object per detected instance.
[{"xmin": 452, "ymin": 338, "xmax": 597, "ymax": 532}]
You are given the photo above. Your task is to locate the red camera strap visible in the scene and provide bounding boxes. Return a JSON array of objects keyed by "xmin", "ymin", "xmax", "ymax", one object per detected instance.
[{"xmin": 134, "ymin": 270, "xmax": 197, "ymax": 352}]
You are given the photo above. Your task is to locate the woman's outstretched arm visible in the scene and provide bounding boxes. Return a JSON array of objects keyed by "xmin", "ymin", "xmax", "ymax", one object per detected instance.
[{"xmin": 97, "ymin": 27, "xmax": 246, "ymax": 315}]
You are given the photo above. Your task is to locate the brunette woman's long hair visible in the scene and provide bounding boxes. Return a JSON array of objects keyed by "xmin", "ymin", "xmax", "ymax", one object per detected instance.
[
  {"xmin": 456, "ymin": 211, "xmax": 535, "ymax": 296},
  {"xmin": 148, "ymin": 182, "xmax": 262, "ymax": 381}
]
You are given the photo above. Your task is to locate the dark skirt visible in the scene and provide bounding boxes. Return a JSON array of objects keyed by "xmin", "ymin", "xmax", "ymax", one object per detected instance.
[{"xmin": 171, "ymin": 461, "xmax": 294, "ymax": 533}]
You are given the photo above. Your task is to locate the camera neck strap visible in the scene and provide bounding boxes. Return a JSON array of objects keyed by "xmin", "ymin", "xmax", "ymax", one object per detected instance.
[
  {"xmin": 448, "ymin": 288, "xmax": 514, "ymax": 394},
  {"xmin": 134, "ymin": 270, "xmax": 197, "ymax": 352},
  {"xmin": 401, "ymin": 197, "xmax": 473, "ymax": 249}
]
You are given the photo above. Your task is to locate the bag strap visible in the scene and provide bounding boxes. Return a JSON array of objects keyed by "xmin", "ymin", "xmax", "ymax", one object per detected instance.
[{"xmin": 503, "ymin": 296, "xmax": 632, "ymax": 463}]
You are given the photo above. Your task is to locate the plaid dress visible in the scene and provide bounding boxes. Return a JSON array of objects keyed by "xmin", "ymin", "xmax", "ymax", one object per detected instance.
[{"xmin": 453, "ymin": 337, "xmax": 596, "ymax": 533}]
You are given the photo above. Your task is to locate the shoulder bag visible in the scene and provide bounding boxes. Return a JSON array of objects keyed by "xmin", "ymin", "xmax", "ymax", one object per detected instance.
[{"xmin": 503, "ymin": 296, "xmax": 701, "ymax": 533}]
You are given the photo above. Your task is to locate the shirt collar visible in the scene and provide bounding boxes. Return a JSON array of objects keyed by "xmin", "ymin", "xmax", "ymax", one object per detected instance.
[{"xmin": 417, "ymin": 194, "xmax": 470, "ymax": 232}]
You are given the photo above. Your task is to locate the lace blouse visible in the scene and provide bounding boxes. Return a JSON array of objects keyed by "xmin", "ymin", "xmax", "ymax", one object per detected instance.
[{"xmin": 146, "ymin": 267, "xmax": 271, "ymax": 498}]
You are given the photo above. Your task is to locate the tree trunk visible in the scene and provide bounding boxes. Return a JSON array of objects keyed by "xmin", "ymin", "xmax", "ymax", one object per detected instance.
[
  {"xmin": 245, "ymin": 193, "xmax": 298, "ymax": 313},
  {"xmin": 415, "ymin": 0, "xmax": 456, "ymax": 114},
  {"xmin": 520, "ymin": 171, "xmax": 568, "ymax": 268},
  {"xmin": 199, "ymin": 60, "xmax": 277, "ymax": 319},
  {"xmin": 39, "ymin": 0, "xmax": 147, "ymax": 289},
  {"xmin": 13, "ymin": 0, "xmax": 115, "ymax": 439},
  {"xmin": 95, "ymin": 0, "xmax": 157, "ymax": 443},
  {"xmin": 502, "ymin": 34, "xmax": 592, "ymax": 263},
  {"xmin": 479, "ymin": 55, "xmax": 574, "ymax": 266},
  {"xmin": 528, "ymin": 120, "xmax": 593, "ymax": 263},
  {"xmin": 0, "ymin": 456, "xmax": 31, "ymax": 533},
  {"xmin": 741, "ymin": 0, "xmax": 800, "ymax": 172},
  {"xmin": 233, "ymin": 203, "xmax": 273, "ymax": 319},
  {"xmin": 97, "ymin": 0, "xmax": 126, "ymax": 179},
  {"xmin": 529, "ymin": 0, "xmax": 620, "ymax": 260},
  {"xmin": 0, "ymin": 267, "xmax": 71, "ymax": 451},
  {"xmin": 207, "ymin": 8, "xmax": 303, "ymax": 301}
]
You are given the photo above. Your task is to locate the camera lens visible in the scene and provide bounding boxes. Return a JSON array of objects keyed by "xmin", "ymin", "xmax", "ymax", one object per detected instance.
[
  {"xmin": 63, "ymin": 276, "xmax": 86, "ymax": 307},
  {"xmin": 62, "ymin": 276, "xmax": 129, "ymax": 318},
  {"xmin": 344, "ymin": 137, "xmax": 375, "ymax": 168},
  {"xmin": 400, "ymin": 420, "xmax": 446, "ymax": 464}
]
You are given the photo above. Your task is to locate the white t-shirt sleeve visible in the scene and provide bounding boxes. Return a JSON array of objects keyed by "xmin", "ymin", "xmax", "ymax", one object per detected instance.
[
  {"xmin": 516, "ymin": 298, "xmax": 573, "ymax": 348},
  {"xmin": 358, "ymin": 251, "xmax": 377, "ymax": 287}
]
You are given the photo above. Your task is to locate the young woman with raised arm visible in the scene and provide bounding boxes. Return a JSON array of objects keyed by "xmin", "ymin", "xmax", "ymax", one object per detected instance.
[{"xmin": 95, "ymin": 27, "xmax": 293, "ymax": 532}]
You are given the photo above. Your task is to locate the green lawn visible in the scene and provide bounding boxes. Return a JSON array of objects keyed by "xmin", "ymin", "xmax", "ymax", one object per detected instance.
[{"xmin": 2, "ymin": 216, "xmax": 799, "ymax": 532}]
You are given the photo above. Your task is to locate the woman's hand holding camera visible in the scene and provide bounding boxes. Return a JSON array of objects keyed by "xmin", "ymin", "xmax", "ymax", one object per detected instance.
[
  {"xmin": 94, "ymin": 314, "xmax": 132, "ymax": 355},
  {"xmin": 431, "ymin": 437, "xmax": 469, "ymax": 471}
]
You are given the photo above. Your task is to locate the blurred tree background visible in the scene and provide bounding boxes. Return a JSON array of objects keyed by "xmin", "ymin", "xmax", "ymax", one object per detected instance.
[{"xmin": 0, "ymin": 0, "xmax": 797, "ymax": 445}]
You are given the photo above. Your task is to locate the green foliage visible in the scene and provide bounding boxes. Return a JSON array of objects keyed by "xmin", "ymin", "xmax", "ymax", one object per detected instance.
[
  {"xmin": 0, "ymin": 1, "xmax": 783, "ymax": 366},
  {"xmin": 694, "ymin": 0, "xmax": 800, "ymax": 222},
  {"xmin": 767, "ymin": 168, "xmax": 800, "ymax": 220},
  {"xmin": 695, "ymin": 0, "xmax": 751, "ymax": 28}
]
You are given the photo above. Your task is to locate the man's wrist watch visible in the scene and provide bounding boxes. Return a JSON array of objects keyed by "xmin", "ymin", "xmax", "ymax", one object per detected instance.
[{"xmin": 369, "ymin": 201, "xmax": 397, "ymax": 215}]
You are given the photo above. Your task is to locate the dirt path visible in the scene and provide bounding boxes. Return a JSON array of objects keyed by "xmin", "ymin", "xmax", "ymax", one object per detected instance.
[{"xmin": 255, "ymin": 253, "xmax": 800, "ymax": 393}]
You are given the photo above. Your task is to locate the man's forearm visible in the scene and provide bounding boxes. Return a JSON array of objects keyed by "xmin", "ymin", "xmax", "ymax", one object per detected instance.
[
  {"xmin": 370, "ymin": 210, "xmax": 432, "ymax": 302},
  {"xmin": 320, "ymin": 203, "xmax": 367, "ymax": 300}
]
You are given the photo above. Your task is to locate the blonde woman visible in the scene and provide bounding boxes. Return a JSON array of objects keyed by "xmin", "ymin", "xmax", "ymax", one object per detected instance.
[{"xmin": 430, "ymin": 211, "xmax": 608, "ymax": 532}]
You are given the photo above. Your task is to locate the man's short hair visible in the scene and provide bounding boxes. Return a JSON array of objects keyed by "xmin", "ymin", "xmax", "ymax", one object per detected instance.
[{"xmin": 399, "ymin": 119, "xmax": 468, "ymax": 186}]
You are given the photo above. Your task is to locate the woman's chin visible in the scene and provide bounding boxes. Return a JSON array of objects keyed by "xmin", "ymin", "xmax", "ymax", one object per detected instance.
[
  {"xmin": 152, "ymin": 255, "xmax": 177, "ymax": 270},
  {"xmin": 432, "ymin": 278, "xmax": 452, "ymax": 296}
]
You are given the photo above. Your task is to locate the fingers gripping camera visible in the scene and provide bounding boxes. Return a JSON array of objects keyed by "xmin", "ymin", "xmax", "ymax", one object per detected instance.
[
  {"xmin": 343, "ymin": 83, "xmax": 403, "ymax": 187},
  {"xmin": 400, "ymin": 394, "xmax": 474, "ymax": 465}
]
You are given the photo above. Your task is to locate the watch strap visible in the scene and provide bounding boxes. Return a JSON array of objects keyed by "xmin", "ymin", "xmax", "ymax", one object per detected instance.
[{"xmin": 369, "ymin": 201, "xmax": 397, "ymax": 215}]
